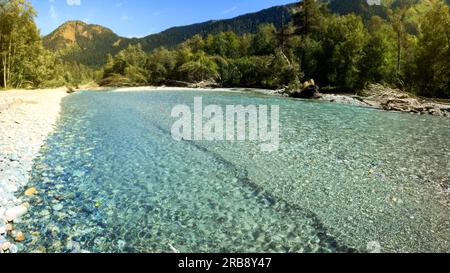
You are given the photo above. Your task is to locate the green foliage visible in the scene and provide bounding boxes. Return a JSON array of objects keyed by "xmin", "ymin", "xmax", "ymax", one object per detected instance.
[
  {"xmin": 323, "ymin": 14, "xmax": 368, "ymax": 88},
  {"xmin": 43, "ymin": 5, "xmax": 294, "ymax": 68},
  {"xmin": 137, "ymin": 5, "xmax": 294, "ymax": 52},
  {"xmin": 96, "ymin": 0, "xmax": 450, "ymax": 98},
  {"xmin": 328, "ymin": 0, "xmax": 388, "ymax": 22},
  {"xmin": 2, "ymin": 0, "xmax": 450, "ymax": 99},
  {"xmin": 99, "ymin": 24, "xmax": 304, "ymax": 89},
  {"xmin": 0, "ymin": 0, "xmax": 52, "ymax": 88},
  {"xmin": 101, "ymin": 44, "xmax": 148, "ymax": 86},
  {"xmin": 359, "ymin": 16, "xmax": 397, "ymax": 85},
  {"xmin": 251, "ymin": 24, "xmax": 278, "ymax": 56},
  {"xmin": 204, "ymin": 32, "xmax": 241, "ymax": 58},
  {"xmin": 229, "ymin": 56, "xmax": 273, "ymax": 87},
  {"xmin": 413, "ymin": 0, "xmax": 450, "ymax": 98},
  {"xmin": 146, "ymin": 48, "xmax": 176, "ymax": 84},
  {"xmin": 294, "ymin": 0, "xmax": 328, "ymax": 36},
  {"xmin": 178, "ymin": 52, "xmax": 219, "ymax": 82}
]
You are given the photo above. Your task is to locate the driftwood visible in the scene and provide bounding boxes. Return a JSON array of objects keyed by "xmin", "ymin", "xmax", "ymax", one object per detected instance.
[
  {"xmin": 360, "ymin": 84, "xmax": 450, "ymax": 117},
  {"xmin": 164, "ymin": 79, "xmax": 220, "ymax": 88}
]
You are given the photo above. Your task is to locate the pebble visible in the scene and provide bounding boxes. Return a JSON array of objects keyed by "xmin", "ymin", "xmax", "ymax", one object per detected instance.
[
  {"xmin": 52, "ymin": 204, "xmax": 64, "ymax": 211},
  {"xmin": 14, "ymin": 231, "xmax": 25, "ymax": 242},
  {"xmin": 4, "ymin": 205, "xmax": 28, "ymax": 222},
  {"xmin": 9, "ymin": 244, "xmax": 18, "ymax": 253},
  {"xmin": 1, "ymin": 90, "xmax": 67, "ymax": 253},
  {"xmin": 8, "ymin": 154, "xmax": 19, "ymax": 162},
  {"xmin": 40, "ymin": 210, "xmax": 50, "ymax": 217},
  {"xmin": 118, "ymin": 240, "xmax": 126, "ymax": 250},
  {"xmin": 1, "ymin": 241, "xmax": 11, "ymax": 251},
  {"xmin": 0, "ymin": 225, "xmax": 6, "ymax": 235},
  {"xmin": 24, "ymin": 187, "xmax": 37, "ymax": 196}
]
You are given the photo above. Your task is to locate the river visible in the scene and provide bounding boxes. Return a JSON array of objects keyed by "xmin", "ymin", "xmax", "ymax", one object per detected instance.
[{"xmin": 17, "ymin": 89, "xmax": 450, "ymax": 253}]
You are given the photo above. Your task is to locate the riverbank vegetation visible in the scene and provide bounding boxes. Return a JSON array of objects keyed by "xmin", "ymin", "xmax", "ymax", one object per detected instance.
[{"xmin": 1, "ymin": 0, "xmax": 450, "ymax": 98}]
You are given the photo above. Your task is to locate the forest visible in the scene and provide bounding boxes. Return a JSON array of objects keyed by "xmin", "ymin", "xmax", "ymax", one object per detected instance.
[{"xmin": 1, "ymin": 0, "xmax": 450, "ymax": 98}]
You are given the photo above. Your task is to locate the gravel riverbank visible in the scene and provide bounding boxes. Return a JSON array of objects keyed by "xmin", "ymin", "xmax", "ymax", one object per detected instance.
[{"xmin": 0, "ymin": 88, "xmax": 67, "ymax": 253}]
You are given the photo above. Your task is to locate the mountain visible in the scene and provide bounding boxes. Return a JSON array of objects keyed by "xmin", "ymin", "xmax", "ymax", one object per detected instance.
[
  {"xmin": 327, "ymin": 0, "xmax": 389, "ymax": 21},
  {"xmin": 43, "ymin": 4, "xmax": 294, "ymax": 67},
  {"xmin": 134, "ymin": 4, "xmax": 294, "ymax": 52},
  {"xmin": 43, "ymin": 20, "xmax": 127, "ymax": 66},
  {"xmin": 46, "ymin": 0, "xmax": 438, "ymax": 67}
]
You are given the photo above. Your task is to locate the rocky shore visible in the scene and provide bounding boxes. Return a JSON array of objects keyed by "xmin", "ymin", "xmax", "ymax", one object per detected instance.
[
  {"xmin": 94, "ymin": 83, "xmax": 450, "ymax": 117},
  {"xmin": 0, "ymin": 88, "xmax": 67, "ymax": 253},
  {"xmin": 318, "ymin": 84, "xmax": 450, "ymax": 118}
]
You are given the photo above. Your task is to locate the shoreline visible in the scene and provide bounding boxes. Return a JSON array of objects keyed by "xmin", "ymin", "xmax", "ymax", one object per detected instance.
[
  {"xmin": 82, "ymin": 85, "xmax": 281, "ymax": 96},
  {"xmin": 0, "ymin": 86, "xmax": 448, "ymax": 253},
  {"xmin": 0, "ymin": 88, "xmax": 68, "ymax": 253},
  {"xmin": 82, "ymin": 85, "xmax": 450, "ymax": 117}
]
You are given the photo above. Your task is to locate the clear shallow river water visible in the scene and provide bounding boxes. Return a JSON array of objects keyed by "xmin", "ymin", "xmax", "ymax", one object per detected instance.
[{"xmin": 17, "ymin": 90, "xmax": 450, "ymax": 253}]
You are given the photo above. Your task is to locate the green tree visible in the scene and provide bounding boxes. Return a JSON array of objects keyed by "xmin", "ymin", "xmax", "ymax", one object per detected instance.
[
  {"xmin": 294, "ymin": 0, "xmax": 326, "ymax": 36},
  {"xmin": 359, "ymin": 16, "xmax": 397, "ymax": 85},
  {"xmin": 205, "ymin": 32, "xmax": 240, "ymax": 58},
  {"xmin": 231, "ymin": 56, "xmax": 272, "ymax": 88},
  {"xmin": 178, "ymin": 51, "xmax": 219, "ymax": 82},
  {"xmin": 387, "ymin": 0, "xmax": 417, "ymax": 79},
  {"xmin": 414, "ymin": 0, "xmax": 450, "ymax": 98},
  {"xmin": 101, "ymin": 44, "xmax": 148, "ymax": 86},
  {"xmin": 0, "ymin": 0, "xmax": 56, "ymax": 88},
  {"xmin": 321, "ymin": 14, "xmax": 368, "ymax": 88},
  {"xmin": 147, "ymin": 47, "xmax": 176, "ymax": 84},
  {"xmin": 293, "ymin": 0, "xmax": 327, "ymax": 78},
  {"xmin": 238, "ymin": 34, "xmax": 253, "ymax": 57},
  {"xmin": 252, "ymin": 24, "xmax": 277, "ymax": 56},
  {"xmin": 184, "ymin": 34, "xmax": 205, "ymax": 53}
]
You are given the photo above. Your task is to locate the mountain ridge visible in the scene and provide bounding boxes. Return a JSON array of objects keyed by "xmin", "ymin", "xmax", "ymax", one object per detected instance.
[
  {"xmin": 43, "ymin": 3, "xmax": 295, "ymax": 66},
  {"xmin": 46, "ymin": 0, "xmax": 447, "ymax": 67}
]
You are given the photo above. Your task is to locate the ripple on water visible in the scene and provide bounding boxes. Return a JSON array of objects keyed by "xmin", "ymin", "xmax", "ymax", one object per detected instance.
[{"xmin": 17, "ymin": 90, "xmax": 450, "ymax": 253}]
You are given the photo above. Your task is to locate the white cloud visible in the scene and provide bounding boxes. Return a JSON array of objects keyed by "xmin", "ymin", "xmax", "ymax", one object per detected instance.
[{"xmin": 67, "ymin": 0, "xmax": 81, "ymax": 6}]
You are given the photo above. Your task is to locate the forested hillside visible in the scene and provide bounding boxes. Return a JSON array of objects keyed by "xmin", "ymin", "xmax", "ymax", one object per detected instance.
[
  {"xmin": 100, "ymin": 0, "xmax": 450, "ymax": 98},
  {"xmin": 43, "ymin": 4, "xmax": 294, "ymax": 67},
  {"xmin": 135, "ymin": 4, "xmax": 294, "ymax": 51},
  {"xmin": 1, "ymin": 0, "xmax": 450, "ymax": 99},
  {"xmin": 43, "ymin": 21, "xmax": 126, "ymax": 67},
  {"xmin": 43, "ymin": 0, "xmax": 439, "ymax": 68}
]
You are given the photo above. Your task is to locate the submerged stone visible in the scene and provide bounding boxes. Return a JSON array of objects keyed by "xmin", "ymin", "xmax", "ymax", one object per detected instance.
[{"xmin": 24, "ymin": 187, "xmax": 37, "ymax": 196}]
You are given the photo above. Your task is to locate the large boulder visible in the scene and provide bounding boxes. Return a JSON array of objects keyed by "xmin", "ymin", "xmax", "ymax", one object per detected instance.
[{"xmin": 289, "ymin": 79, "xmax": 322, "ymax": 99}]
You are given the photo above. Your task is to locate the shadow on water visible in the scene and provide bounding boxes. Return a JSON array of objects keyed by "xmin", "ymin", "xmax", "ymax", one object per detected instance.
[{"xmin": 151, "ymin": 123, "xmax": 357, "ymax": 253}]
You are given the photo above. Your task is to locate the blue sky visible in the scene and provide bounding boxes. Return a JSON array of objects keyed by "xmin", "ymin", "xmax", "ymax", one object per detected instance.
[{"xmin": 30, "ymin": 0, "xmax": 294, "ymax": 38}]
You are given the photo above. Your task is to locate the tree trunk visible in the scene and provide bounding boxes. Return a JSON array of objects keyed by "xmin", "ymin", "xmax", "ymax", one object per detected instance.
[
  {"xmin": 397, "ymin": 33, "xmax": 401, "ymax": 76},
  {"xmin": 3, "ymin": 54, "xmax": 6, "ymax": 89},
  {"xmin": 5, "ymin": 37, "xmax": 12, "ymax": 88}
]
